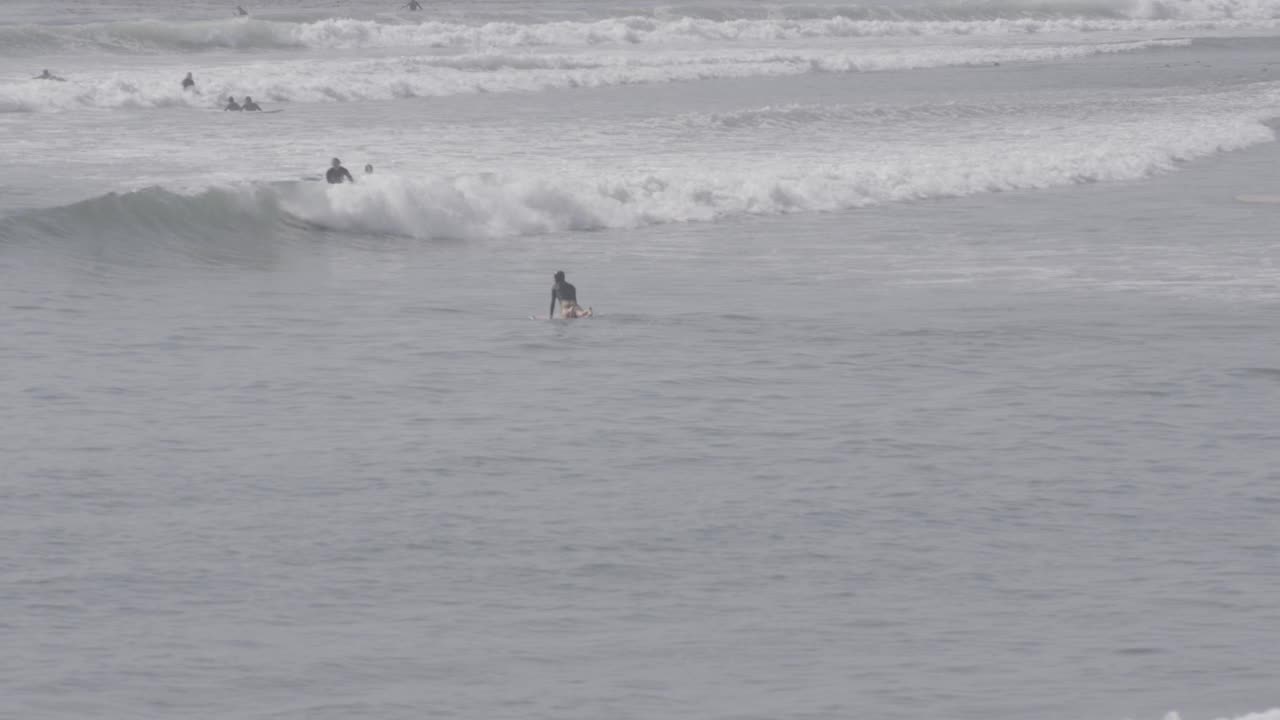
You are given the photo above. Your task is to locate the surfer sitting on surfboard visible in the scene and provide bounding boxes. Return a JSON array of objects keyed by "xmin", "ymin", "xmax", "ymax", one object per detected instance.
[
  {"xmin": 550, "ymin": 271, "xmax": 591, "ymax": 319},
  {"xmin": 242, "ymin": 96, "xmax": 262, "ymax": 111}
]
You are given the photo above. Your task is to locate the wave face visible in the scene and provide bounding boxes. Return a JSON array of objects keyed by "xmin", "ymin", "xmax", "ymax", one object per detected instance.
[
  {"xmin": 0, "ymin": 6, "xmax": 1275, "ymax": 58},
  {"xmin": 0, "ymin": 39, "xmax": 1188, "ymax": 113},
  {"xmin": 3, "ymin": 103, "xmax": 1271, "ymax": 251}
]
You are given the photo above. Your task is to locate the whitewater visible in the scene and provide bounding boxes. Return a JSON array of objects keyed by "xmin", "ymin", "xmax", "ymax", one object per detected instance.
[{"xmin": 2, "ymin": 0, "xmax": 1279, "ymax": 719}]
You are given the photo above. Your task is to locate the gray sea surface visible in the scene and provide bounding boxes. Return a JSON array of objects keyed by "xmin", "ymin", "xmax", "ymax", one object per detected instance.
[{"xmin": 3, "ymin": 1, "xmax": 1280, "ymax": 719}]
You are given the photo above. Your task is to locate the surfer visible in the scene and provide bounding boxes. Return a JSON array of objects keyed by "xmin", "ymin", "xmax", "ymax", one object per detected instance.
[
  {"xmin": 224, "ymin": 96, "xmax": 242, "ymax": 111},
  {"xmin": 236, "ymin": 5, "xmax": 249, "ymax": 15},
  {"xmin": 326, "ymin": 158, "xmax": 355, "ymax": 184},
  {"xmin": 406, "ymin": 0, "xmax": 423, "ymax": 10},
  {"xmin": 182, "ymin": 72, "xmax": 196, "ymax": 91},
  {"xmin": 242, "ymin": 96, "xmax": 262, "ymax": 111},
  {"xmin": 549, "ymin": 271, "xmax": 591, "ymax": 319},
  {"xmin": 364, "ymin": 164, "xmax": 374, "ymax": 174},
  {"xmin": 34, "ymin": 69, "xmax": 66, "ymax": 81}
]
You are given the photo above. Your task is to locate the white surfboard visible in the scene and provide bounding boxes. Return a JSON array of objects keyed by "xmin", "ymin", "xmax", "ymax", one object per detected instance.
[{"xmin": 1235, "ymin": 194, "xmax": 1280, "ymax": 203}]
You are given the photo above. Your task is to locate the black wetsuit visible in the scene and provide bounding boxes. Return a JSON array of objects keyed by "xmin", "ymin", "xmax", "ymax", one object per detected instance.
[
  {"xmin": 225, "ymin": 101, "xmax": 242, "ymax": 111},
  {"xmin": 182, "ymin": 76, "xmax": 195, "ymax": 91},
  {"xmin": 550, "ymin": 279, "xmax": 576, "ymax": 317},
  {"xmin": 326, "ymin": 166, "xmax": 354, "ymax": 184},
  {"xmin": 243, "ymin": 101, "xmax": 261, "ymax": 111}
]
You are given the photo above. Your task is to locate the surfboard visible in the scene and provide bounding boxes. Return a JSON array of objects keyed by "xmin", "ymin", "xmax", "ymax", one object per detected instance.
[
  {"xmin": 1235, "ymin": 194, "xmax": 1280, "ymax": 203},
  {"xmin": 530, "ymin": 309, "xmax": 593, "ymax": 320}
]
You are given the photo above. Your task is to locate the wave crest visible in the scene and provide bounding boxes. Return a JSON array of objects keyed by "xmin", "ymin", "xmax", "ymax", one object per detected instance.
[
  {"xmin": 3, "ymin": 109, "xmax": 1270, "ymax": 251},
  {"xmin": 0, "ymin": 39, "xmax": 1188, "ymax": 113},
  {"xmin": 0, "ymin": 8, "xmax": 1270, "ymax": 57}
]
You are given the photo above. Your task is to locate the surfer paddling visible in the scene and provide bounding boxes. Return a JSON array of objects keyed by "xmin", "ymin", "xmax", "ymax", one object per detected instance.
[
  {"xmin": 182, "ymin": 72, "xmax": 196, "ymax": 91},
  {"xmin": 34, "ymin": 69, "xmax": 66, "ymax": 81},
  {"xmin": 549, "ymin": 271, "xmax": 591, "ymax": 319},
  {"xmin": 405, "ymin": 0, "xmax": 423, "ymax": 10}
]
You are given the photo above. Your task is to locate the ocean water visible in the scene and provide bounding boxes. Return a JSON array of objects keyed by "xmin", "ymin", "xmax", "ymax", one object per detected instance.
[{"xmin": 2, "ymin": 1, "xmax": 1280, "ymax": 719}]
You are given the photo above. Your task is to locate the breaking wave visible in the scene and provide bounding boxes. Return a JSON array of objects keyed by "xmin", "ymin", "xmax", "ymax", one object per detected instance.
[
  {"xmin": 0, "ymin": 38, "xmax": 1189, "ymax": 113},
  {"xmin": 2, "ymin": 106, "xmax": 1270, "ymax": 251},
  {"xmin": 0, "ymin": 8, "xmax": 1273, "ymax": 57}
]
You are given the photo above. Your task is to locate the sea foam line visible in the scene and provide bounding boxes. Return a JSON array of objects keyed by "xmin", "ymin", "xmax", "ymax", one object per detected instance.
[
  {"xmin": 0, "ymin": 11, "xmax": 1270, "ymax": 57},
  {"xmin": 0, "ymin": 39, "xmax": 1190, "ymax": 113},
  {"xmin": 5, "ymin": 104, "xmax": 1270, "ymax": 244}
]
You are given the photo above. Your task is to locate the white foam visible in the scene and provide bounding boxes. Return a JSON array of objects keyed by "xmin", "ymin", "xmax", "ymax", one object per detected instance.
[
  {"xmin": 1160, "ymin": 711, "xmax": 1280, "ymax": 720},
  {"xmin": 0, "ymin": 12, "xmax": 1271, "ymax": 57},
  {"xmin": 0, "ymin": 39, "xmax": 1190, "ymax": 113},
  {"xmin": 201, "ymin": 106, "xmax": 1272, "ymax": 240}
]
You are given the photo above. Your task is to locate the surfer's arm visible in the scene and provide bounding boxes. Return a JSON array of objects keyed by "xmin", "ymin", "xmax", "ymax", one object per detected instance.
[{"xmin": 549, "ymin": 289, "xmax": 557, "ymax": 319}]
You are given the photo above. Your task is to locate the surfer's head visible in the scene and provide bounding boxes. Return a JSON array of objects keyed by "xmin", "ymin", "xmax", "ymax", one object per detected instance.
[
  {"xmin": 331, "ymin": 157, "xmax": 342, "ymax": 167},
  {"xmin": 554, "ymin": 271, "xmax": 565, "ymax": 281},
  {"xmin": 364, "ymin": 164, "xmax": 373, "ymax": 174}
]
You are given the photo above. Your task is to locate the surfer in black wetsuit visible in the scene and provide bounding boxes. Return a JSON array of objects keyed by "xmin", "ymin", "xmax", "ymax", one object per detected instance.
[
  {"xmin": 242, "ymin": 96, "xmax": 262, "ymax": 111},
  {"xmin": 326, "ymin": 158, "xmax": 354, "ymax": 184},
  {"xmin": 406, "ymin": 0, "xmax": 423, "ymax": 10},
  {"xmin": 182, "ymin": 72, "xmax": 195, "ymax": 91},
  {"xmin": 224, "ymin": 96, "xmax": 242, "ymax": 111},
  {"xmin": 34, "ymin": 69, "xmax": 66, "ymax": 81},
  {"xmin": 550, "ymin": 270, "xmax": 590, "ymax": 319},
  {"xmin": 236, "ymin": 5, "xmax": 249, "ymax": 15}
]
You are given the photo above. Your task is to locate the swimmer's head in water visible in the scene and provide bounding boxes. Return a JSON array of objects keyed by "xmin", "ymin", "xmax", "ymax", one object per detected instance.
[
  {"xmin": 332, "ymin": 158, "xmax": 342, "ymax": 167},
  {"xmin": 554, "ymin": 271, "xmax": 566, "ymax": 281},
  {"xmin": 364, "ymin": 164, "xmax": 373, "ymax": 173}
]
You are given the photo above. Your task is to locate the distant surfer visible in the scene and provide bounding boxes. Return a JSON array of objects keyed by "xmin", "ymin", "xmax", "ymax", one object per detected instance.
[
  {"xmin": 236, "ymin": 5, "xmax": 249, "ymax": 15},
  {"xmin": 364, "ymin": 164, "xmax": 374, "ymax": 174},
  {"xmin": 242, "ymin": 96, "xmax": 262, "ymax": 111},
  {"xmin": 326, "ymin": 158, "xmax": 355, "ymax": 184},
  {"xmin": 224, "ymin": 96, "xmax": 242, "ymax": 111},
  {"xmin": 550, "ymin": 271, "xmax": 591, "ymax": 319},
  {"xmin": 182, "ymin": 72, "xmax": 196, "ymax": 91},
  {"xmin": 405, "ymin": 0, "xmax": 423, "ymax": 10},
  {"xmin": 34, "ymin": 69, "xmax": 66, "ymax": 81}
]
